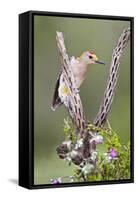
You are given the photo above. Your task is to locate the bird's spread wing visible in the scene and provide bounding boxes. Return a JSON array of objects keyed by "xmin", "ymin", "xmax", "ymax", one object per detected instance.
[{"xmin": 56, "ymin": 31, "xmax": 86, "ymax": 135}]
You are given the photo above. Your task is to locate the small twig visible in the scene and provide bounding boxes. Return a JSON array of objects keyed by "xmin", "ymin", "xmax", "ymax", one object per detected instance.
[{"xmin": 106, "ymin": 119, "xmax": 112, "ymax": 130}]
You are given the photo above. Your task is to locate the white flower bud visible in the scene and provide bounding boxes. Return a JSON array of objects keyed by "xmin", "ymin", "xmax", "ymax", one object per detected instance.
[
  {"xmin": 70, "ymin": 150, "xmax": 78, "ymax": 158},
  {"xmin": 91, "ymin": 151, "xmax": 98, "ymax": 161},
  {"xmin": 90, "ymin": 135, "xmax": 103, "ymax": 144},
  {"xmin": 63, "ymin": 140, "xmax": 72, "ymax": 150},
  {"xmin": 82, "ymin": 163, "xmax": 94, "ymax": 175},
  {"xmin": 75, "ymin": 138, "xmax": 83, "ymax": 149}
]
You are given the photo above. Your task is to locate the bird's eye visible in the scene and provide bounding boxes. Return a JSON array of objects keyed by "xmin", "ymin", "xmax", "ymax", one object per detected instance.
[{"xmin": 89, "ymin": 55, "xmax": 93, "ymax": 59}]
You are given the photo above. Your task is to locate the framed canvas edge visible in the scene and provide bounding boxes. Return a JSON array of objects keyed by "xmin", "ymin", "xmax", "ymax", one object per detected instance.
[{"xmin": 19, "ymin": 10, "xmax": 134, "ymax": 189}]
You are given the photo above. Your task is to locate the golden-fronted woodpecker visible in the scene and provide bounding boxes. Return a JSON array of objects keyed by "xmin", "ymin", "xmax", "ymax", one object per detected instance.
[{"xmin": 51, "ymin": 51, "xmax": 105, "ymax": 110}]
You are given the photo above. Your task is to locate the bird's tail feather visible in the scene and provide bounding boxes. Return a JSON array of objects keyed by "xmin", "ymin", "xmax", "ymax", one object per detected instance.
[
  {"xmin": 51, "ymin": 71, "xmax": 63, "ymax": 111},
  {"xmin": 51, "ymin": 97, "xmax": 63, "ymax": 111}
]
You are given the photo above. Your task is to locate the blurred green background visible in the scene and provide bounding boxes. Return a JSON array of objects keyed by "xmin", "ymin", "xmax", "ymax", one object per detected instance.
[{"xmin": 34, "ymin": 16, "xmax": 130, "ymax": 185}]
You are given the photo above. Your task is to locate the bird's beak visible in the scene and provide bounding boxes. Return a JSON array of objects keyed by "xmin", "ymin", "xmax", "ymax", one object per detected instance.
[{"xmin": 95, "ymin": 60, "xmax": 105, "ymax": 65}]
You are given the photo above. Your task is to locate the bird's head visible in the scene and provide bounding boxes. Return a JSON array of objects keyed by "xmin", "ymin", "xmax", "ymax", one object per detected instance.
[{"xmin": 79, "ymin": 51, "xmax": 105, "ymax": 65}]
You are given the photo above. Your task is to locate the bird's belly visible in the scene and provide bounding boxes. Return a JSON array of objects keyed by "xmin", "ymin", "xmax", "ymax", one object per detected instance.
[
  {"xmin": 73, "ymin": 70, "xmax": 87, "ymax": 88},
  {"xmin": 70, "ymin": 59, "xmax": 88, "ymax": 88},
  {"xmin": 75, "ymin": 76, "xmax": 86, "ymax": 88}
]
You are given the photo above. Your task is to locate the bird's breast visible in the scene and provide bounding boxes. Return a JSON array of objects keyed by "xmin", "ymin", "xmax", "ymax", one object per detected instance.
[{"xmin": 70, "ymin": 60, "xmax": 88, "ymax": 88}]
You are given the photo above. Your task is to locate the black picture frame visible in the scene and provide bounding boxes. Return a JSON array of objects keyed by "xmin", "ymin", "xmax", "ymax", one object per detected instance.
[{"xmin": 19, "ymin": 10, "xmax": 134, "ymax": 189}]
